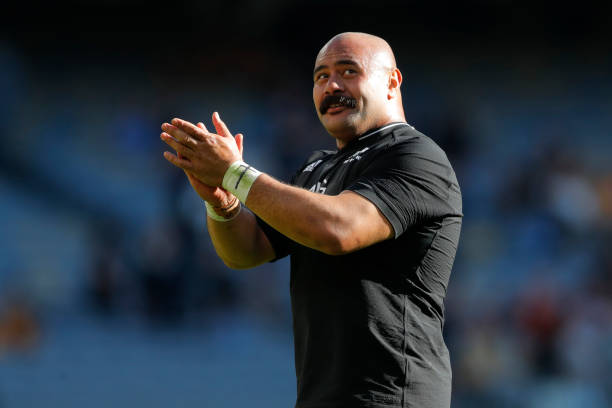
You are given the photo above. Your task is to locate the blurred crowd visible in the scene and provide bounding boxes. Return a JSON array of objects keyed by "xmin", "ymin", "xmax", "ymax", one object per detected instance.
[{"xmin": 1, "ymin": 29, "xmax": 611, "ymax": 407}]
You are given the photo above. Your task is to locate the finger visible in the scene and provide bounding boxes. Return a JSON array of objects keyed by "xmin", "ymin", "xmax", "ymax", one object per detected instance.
[
  {"xmin": 234, "ymin": 133, "xmax": 244, "ymax": 155},
  {"xmin": 186, "ymin": 171, "xmax": 212, "ymax": 190},
  {"xmin": 171, "ymin": 118, "xmax": 209, "ymax": 141},
  {"xmin": 161, "ymin": 123, "xmax": 201, "ymax": 147},
  {"xmin": 197, "ymin": 122, "xmax": 209, "ymax": 132},
  {"xmin": 178, "ymin": 152, "xmax": 192, "ymax": 163},
  {"xmin": 212, "ymin": 112, "xmax": 233, "ymax": 138},
  {"xmin": 179, "ymin": 153, "xmax": 189, "ymax": 176},
  {"xmin": 163, "ymin": 151, "xmax": 193, "ymax": 171},
  {"xmin": 161, "ymin": 132, "xmax": 194, "ymax": 156}
]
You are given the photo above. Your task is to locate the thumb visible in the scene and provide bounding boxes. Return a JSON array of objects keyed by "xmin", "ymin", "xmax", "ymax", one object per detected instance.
[
  {"xmin": 186, "ymin": 170, "xmax": 211, "ymax": 190},
  {"xmin": 234, "ymin": 133, "xmax": 244, "ymax": 155},
  {"xmin": 212, "ymin": 112, "xmax": 232, "ymax": 138}
]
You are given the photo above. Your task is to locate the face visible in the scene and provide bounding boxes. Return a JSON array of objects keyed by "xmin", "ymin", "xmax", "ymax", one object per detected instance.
[{"xmin": 313, "ymin": 38, "xmax": 391, "ymax": 142}]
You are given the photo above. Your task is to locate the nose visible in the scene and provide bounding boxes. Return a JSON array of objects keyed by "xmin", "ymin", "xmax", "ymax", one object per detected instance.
[{"xmin": 324, "ymin": 72, "xmax": 344, "ymax": 95}]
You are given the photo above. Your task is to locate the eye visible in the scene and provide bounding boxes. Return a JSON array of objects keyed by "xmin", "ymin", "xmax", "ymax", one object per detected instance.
[
  {"xmin": 343, "ymin": 68, "xmax": 357, "ymax": 75},
  {"xmin": 315, "ymin": 73, "xmax": 329, "ymax": 82}
]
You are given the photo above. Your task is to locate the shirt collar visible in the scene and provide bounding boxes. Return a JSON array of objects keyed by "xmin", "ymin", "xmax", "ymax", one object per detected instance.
[{"xmin": 357, "ymin": 122, "xmax": 410, "ymax": 142}]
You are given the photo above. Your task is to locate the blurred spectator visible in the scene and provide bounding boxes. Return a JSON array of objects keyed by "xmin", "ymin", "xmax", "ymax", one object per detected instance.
[
  {"xmin": 544, "ymin": 146, "xmax": 601, "ymax": 234},
  {"xmin": 515, "ymin": 278, "xmax": 565, "ymax": 376},
  {"xmin": 85, "ymin": 226, "xmax": 127, "ymax": 316},
  {"xmin": 0, "ymin": 294, "xmax": 40, "ymax": 356},
  {"xmin": 137, "ymin": 219, "xmax": 187, "ymax": 325},
  {"xmin": 595, "ymin": 173, "xmax": 612, "ymax": 222}
]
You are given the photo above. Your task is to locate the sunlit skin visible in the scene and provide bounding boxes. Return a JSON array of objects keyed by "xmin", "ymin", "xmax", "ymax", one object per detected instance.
[
  {"xmin": 159, "ymin": 32, "xmax": 400, "ymax": 263},
  {"xmin": 313, "ymin": 32, "xmax": 406, "ymax": 148}
]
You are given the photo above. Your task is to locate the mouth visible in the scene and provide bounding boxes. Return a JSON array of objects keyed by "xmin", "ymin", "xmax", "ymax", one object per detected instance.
[
  {"xmin": 326, "ymin": 104, "xmax": 347, "ymax": 114},
  {"xmin": 320, "ymin": 95, "xmax": 357, "ymax": 115}
]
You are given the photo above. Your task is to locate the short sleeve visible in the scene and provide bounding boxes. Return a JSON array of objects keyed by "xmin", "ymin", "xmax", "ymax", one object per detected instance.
[
  {"xmin": 255, "ymin": 215, "xmax": 292, "ymax": 261},
  {"xmin": 347, "ymin": 137, "xmax": 462, "ymax": 238}
]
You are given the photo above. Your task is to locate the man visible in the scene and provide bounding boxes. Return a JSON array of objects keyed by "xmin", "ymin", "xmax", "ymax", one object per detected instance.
[{"xmin": 161, "ymin": 32, "xmax": 462, "ymax": 408}]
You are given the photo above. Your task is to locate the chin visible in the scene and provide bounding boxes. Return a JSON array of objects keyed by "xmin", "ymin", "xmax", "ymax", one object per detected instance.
[{"xmin": 322, "ymin": 113, "xmax": 359, "ymax": 137}]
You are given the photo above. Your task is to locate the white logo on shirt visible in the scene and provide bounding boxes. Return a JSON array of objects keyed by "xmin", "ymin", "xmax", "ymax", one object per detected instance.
[
  {"xmin": 343, "ymin": 147, "xmax": 370, "ymax": 164},
  {"xmin": 303, "ymin": 159, "xmax": 323, "ymax": 172},
  {"xmin": 309, "ymin": 179, "xmax": 328, "ymax": 194}
]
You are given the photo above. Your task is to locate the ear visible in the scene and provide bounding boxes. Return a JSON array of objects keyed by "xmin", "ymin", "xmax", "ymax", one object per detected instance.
[{"xmin": 387, "ymin": 68, "xmax": 402, "ymax": 100}]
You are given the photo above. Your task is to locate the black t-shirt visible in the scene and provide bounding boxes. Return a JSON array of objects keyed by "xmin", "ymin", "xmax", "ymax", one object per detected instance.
[{"xmin": 256, "ymin": 123, "xmax": 462, "ymax": 408}]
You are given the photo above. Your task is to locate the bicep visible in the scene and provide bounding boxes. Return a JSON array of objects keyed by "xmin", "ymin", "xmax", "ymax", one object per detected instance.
[
  {"xmin": 333, "ymin": 190, "xmax": 394, "ymax": 253},
  {"xmin": 346, "ymin": 144, "xmax": 461, "ymax": 238}
]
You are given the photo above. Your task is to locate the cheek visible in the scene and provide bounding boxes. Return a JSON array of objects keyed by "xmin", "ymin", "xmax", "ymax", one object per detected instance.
[
  {"xmin": 353, "ymin": 81, "xmax": 374, "ymax": 103},
  {"xmin": 361, "ymin": 81, "xmax": 385, "ymax": 108},
  {"xmin": 313, "ymin": 87, "xmax": 323, "ymax": 105}
]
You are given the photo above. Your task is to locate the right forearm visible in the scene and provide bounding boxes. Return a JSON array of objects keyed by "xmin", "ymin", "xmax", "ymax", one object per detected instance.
[{"xmin": 207, "ymin": 205, "xmax": 275, "ymax": 269}]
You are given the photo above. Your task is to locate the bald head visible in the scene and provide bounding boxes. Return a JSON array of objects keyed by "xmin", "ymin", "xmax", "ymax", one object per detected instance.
[
  {"xmin": 313, "ymin": 32, "xmax": 405, "ymax": 147},
  {"xmin": 317, "ymin": 32, "xmax": 397, "ymax": 74}
]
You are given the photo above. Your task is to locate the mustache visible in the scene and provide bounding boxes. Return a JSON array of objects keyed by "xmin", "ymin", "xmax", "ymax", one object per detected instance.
[{"xmin": 319, "ymin": 94, "xmax": 357, "ymax": 114}]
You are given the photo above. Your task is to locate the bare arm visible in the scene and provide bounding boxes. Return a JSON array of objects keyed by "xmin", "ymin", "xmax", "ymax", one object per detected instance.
[
  {"xmin": 170, "ymin": 118, "xmax": 276, "ymax": 269},
  {"xmin": 184, "ymin": 171, "xmax": 276, "ymax": 269},
  {"xmin": 161, "ymin": 114, "xmax": 393, "ymax": 268},
  {"xmin": 245, "ymin": 174, "xmax": 393, "ymax": 255},
  {"xmin": 207, "ymin": 207, "xmax": 277, "ymax": 269}
]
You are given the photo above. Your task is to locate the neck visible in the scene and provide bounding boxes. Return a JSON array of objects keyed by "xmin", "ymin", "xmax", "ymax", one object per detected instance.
[
  {"xmin": 332, "ymin": 107, "xmax": 406, "ymax": 149},
  {"xmin": 336, "ymin": 119, "xmax": 406, "ymax": 150}
]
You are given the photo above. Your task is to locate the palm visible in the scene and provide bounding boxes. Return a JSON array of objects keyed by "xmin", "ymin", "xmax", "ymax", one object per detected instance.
[
  {"xmin": 182, "ymin": 120, "xmax": 243, "ymax": 207},
  {"xmin": 186, "ymin": 171, "xmax": 233, "ymax": 205}
]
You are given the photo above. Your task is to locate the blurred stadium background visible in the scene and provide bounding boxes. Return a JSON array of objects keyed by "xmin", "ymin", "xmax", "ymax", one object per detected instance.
[{"xmin": 1, "ymin": 2, "xmax": 611, "ymax": 407}]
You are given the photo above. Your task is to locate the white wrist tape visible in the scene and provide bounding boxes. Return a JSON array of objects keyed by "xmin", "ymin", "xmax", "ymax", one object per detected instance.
[
  {"xmin": 205, "ymin": 201, "xmax": 241, "ymax": 222},
  {"xmin": 222, "ymin": 160, "xmax": 262, "ymax": 204}
]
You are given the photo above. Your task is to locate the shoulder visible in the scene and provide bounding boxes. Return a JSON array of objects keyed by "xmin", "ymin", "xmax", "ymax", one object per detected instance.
[
  {"xmin": 288, "ymin": 149, "xmax": 336, "ymax": 185},
  {"xmin": 296, "ymin": 149, "xmax": 335, "ymax": 173},
  {"xmin": 371, "ymin": 125, "xmax": 452, "ymax": 166},
  {"xmin": 394, "ymin": 125, "xmax": 446, "ymax": 154}
]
